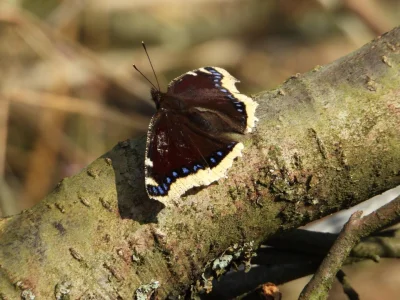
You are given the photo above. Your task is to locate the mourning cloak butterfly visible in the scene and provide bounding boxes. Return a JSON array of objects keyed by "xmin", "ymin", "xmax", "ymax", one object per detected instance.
[{"xmin": 136, "ymin": 44, "xmax": 258, "ymax": 204}]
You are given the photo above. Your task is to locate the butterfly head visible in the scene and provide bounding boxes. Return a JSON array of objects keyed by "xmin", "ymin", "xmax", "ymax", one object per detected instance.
[{"xmin": 151, "ymin": 87, "xmax": 162, "ymax": 110}]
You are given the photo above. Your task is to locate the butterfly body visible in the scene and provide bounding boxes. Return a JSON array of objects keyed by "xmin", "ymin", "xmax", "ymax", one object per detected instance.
[{"xmin": 145, "ymin": 67, "xmax": 258, "ymax": 204}]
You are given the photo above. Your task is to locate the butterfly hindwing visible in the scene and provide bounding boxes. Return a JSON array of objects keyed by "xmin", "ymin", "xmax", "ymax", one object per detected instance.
[{"xmin": 145, "ymin": 112, "xmax": 243, "ymax": 203}]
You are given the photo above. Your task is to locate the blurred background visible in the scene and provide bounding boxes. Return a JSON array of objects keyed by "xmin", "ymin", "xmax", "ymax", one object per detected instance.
[{"xmin": 0, "ymin": 0, "xmax": 399, "ymax": 298}]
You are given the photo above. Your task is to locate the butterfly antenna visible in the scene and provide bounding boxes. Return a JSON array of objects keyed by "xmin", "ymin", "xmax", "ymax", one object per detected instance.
[
  {"xmin": 142, "ymin": 41, "xmax": 161, "ymax": 91},
  {"xmin": 132, "ymin": 64, "xmax": 158, "ymax": 90}
]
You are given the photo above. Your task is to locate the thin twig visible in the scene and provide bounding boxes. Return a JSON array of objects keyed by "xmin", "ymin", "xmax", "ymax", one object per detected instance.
[
  {"xmin": 299, "ymin": 196, "xmax": 400, "ymax": 299},
  {"xmin": 336, "ymin": 269, "xmax": 359, "ymax": 300}
]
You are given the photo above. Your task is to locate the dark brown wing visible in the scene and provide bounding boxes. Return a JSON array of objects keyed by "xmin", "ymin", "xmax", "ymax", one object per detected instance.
[
  {"xmin": 145, "ymin": 111, "xmax": 243, "ymax": 203},
  {"xmin": 167, "ymin": 67, "xmax": 258, "ymax": 133}
]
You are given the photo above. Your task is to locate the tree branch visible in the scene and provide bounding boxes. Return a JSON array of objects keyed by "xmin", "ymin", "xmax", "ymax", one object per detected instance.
[
  {"xmin": 0, "ymin": 27, "xmax": 400, "ymax": 298},
  {"xmin": 206, "ymin": 224, "xmax": 400, "ymax": 298},
  {"xmin": 299, "ymin": 195, "xmax": 400, "ymax": 299}
]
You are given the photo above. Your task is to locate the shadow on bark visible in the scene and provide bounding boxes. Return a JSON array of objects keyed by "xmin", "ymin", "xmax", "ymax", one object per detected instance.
[{"xmin": 107, "ymin": 137, "xmax": 165, "ymax": 224}]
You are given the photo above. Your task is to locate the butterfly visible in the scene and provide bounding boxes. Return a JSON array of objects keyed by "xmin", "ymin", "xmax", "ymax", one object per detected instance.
[{"xmin": 135, "ymin": 44, "xmax": 258, "ymax": 205}]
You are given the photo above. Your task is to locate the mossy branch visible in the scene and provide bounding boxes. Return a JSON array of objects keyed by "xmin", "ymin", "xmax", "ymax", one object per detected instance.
[{"xmin": 1, "ymin": 27, "xmax": 400, "ymax": 299}]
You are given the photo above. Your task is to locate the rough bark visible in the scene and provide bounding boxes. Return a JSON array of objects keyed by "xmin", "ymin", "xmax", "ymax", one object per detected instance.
[{"xmin": 1, "ymin": 27, "xmax": 400, "ymax": 299}]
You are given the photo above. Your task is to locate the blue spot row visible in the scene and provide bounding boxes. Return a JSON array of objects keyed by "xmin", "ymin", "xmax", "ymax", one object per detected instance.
[
  {"xmin": 147, "ymin": 162, "xmax": 206, "ymax": 197},
  {"xmin": 206, "ymin": 68, "xmax": 223, "ymax": 90},
  {"xmin": 205, "ymin": 67, "xmax": 247, "ymax": 116},
  {"xmin": 146, "ymin": 142, "xmax": 240, "ymax": 198},
  {"xmin": 149, "ymin": 183, "xmax": 168, "ymax": 196},
  {"xmin": 206, "ymin": 146, "xmax": 233, "ymax": 166}
]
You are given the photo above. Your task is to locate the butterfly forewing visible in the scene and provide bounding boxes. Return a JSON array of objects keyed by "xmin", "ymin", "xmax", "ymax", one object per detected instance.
[{"xmin": 167, "ymin": 67, "xmax": 258, "ymax": 133}]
